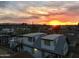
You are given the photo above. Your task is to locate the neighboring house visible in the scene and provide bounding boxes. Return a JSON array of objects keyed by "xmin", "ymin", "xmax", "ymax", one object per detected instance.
[
  {"xmin": 0, "ymin": 34, "xmax": 11, "ymax": 46},
  {"xmin": 40, "ymin": 34, "xmax": 68, "ymax": 57},
  {"xmin": 1, "ymin": 28, "xmax": 14, "ymax": 33}
]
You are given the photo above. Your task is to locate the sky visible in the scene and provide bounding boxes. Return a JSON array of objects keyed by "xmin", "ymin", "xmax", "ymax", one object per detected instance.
[{"xmin": 0, "ymin": 1, "xmax": 79, "ymax": 25}]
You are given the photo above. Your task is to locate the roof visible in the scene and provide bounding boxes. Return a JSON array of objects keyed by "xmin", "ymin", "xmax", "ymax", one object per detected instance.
[
  {"xmin": 22, "ymin": 32, "xmax": 46, "ymax": 37},
  {"xmin": 41, "ymin": 34, "xmax": 64, "ymax": 40}
]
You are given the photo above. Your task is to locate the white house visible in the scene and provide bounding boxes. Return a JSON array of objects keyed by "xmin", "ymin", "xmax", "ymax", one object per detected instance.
[
  {"xmin": 21, "ymin": 33, "xmax": 47, "ymax": 57},
  {"xmin": 9, "ymin": 32, "xmax": 47, "ymax": 57},
  {"xmin": 9, "ymin": 33, "xmax": 68, "ymax": 58},
  {"xmin": 40, "ymin": 34, "xmax": 68, "ymax": 57}
]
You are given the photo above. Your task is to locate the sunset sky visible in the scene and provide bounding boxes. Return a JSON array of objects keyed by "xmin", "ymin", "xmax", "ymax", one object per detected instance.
[{"xmin": 0, "ymin": 1, "xmax": 79, "ymax": 25}]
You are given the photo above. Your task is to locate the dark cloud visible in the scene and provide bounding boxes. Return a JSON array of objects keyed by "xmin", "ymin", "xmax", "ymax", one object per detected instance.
[
  {"xmin": 67, "ymin": 4, "xmax": 79, "ymax": 13},
  {"xmin": 0, "ymin": 14, "xmax": 39, "ymax": 20},
  {"xmin": 0, "ymin": 1, "xmax": 79, "ymax": 23},
  {"xmin": 0, "ymin": 1, "xmax": 8, "ymax": 8}
]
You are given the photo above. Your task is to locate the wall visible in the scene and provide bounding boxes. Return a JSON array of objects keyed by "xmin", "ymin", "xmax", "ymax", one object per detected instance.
[{"xmin": 41, "ymin": 40, "xmax": 55, "ymax": 51}]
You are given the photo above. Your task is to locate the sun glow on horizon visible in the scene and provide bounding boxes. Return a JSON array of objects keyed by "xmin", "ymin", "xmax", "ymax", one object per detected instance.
[{"xmin": 48, "ymin": 20, "xmax": 78, "ymax": 25}]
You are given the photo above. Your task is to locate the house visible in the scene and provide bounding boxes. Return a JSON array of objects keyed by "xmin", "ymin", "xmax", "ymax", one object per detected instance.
[
  {"xmin": 9, "ymin": 32, "xmax": 47, "ymax": 57},
  {"xmin": 40, "ymin": 34, "xmax": 68, "ymax": 57},
  {"xmin": 22, "ymin": 33, "xmax": 47, "ymax": 57},
  {"xmin": 0, "ymin": 34, "xmax": 11, "ymax": 47},
  {"xmin": 9, "ymin": 33, "xmax": 68, "ymax": 58},
  {"xmin": 1, "ymin": 28, "xmax": 14, "ymax": 33}
]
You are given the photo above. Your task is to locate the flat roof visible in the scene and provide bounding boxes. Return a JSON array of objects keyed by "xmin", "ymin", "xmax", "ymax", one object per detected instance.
[
  {"xmin": 41, "ymin": 34, "xmax": 64, "ymax": 40},
  {"xmin": 22, "ymin": 32, "xmax": 46, "ymax": 37}
]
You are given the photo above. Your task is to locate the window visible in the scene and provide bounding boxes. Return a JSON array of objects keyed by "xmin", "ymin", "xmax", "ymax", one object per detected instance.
[
  {"xmin": 33, "ymin": 37, "xmax": 35, "ymax": 42},
  {"xmin": 28, "ymin": 37, "xmax": 35, "ymax": 42},
  {"xmin": 44, "ymin": 40, "xmax": 51, "ymax": 46},
  {"xmin": 28, "ymin": 37, "xmax": 32, "ymax": 42}
]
